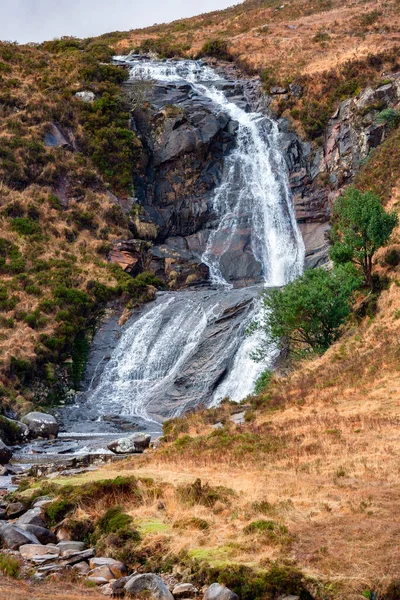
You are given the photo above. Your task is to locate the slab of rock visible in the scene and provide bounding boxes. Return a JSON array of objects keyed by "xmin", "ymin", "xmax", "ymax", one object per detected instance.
[
  {"xmin": 88, "ymin": 576, "xmax": 110, "ymax": 585},
  {"xmin": 58, "ymin": 548, "xmax": 95, "ymax": 566},
  {"xmin": 32, "ymin": 496, "xmax": 53, "ymax": 509},
  {"xmin": 0, "ymin": 440, "xmax": 12, "ymax": 465},
  {"xmin": 203, "ymin": 584, "xmax": 239, "ymax": 600},
  {"xmin": 0, "ymin": 524, "xmax": 40, "ymax": 550},
  {"xmin": 75, "ymin": 90, "xmax": 95, "ymax": 103},
  {"xmin": 6, "ymin": 502, "xmax": 26, "ymax": 519},
  {"xmin": 19, "ymin": 543, "xmax": 60, "ymax": 561},
  {"xmin": 57, "ymin": 540, "xmax": 85, "ymax": 554},
  {"xmin": 20, "ymin": 524, "xmax": 57, "ymax": 545},
  {"xmin": 125, "ymin": 574, "xmax": 174, "ymax": 600},
  {"xmin": 17, "ymin": 507, "xmax": 45, "ymax": 528},
  {"xmin": 108, "ymin": 432, "xmax": 151, "ymax": 454},
  {"xmin": 89, "ymin": 557, "xmax": 127, "ymax": 578},
  {"xmin": 172, "ymin": 583, "xmax": 198, "ymax": 597},
  {"xmin": 88, "ymin": 565, "xmax": 115, "ymax": 582},
  {"xmin": 21, "ymin": 412, "xmax": 59, "ymax": 439}
]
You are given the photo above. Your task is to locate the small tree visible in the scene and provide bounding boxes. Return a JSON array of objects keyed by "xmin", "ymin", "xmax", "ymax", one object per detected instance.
[
  {"xmin": 330, "ymin": 187, "xmax": 398, "ymax": 288},
  {"xmin": 252, "ymin": 265, "xmax": 362, "ymax": 357}
]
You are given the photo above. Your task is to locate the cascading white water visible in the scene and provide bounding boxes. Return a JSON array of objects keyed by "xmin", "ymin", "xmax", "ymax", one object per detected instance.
[{"xmin": 77, "ymin": 58, "xmax": 305, "ymax": 424}]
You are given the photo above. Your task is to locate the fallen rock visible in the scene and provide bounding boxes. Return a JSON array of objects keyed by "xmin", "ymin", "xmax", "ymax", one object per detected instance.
[
  {"xmin": 19, "ymin": 543, "xmax": 60, "ymax": 561},
  {"xmin": 57, "ymin": 540, "xmax": 85, "ymax": 554},
  {"xmin": 6, "ymin": 502, "xmax": 26, "ymax": 519},
  {"xmin": 21, "ymin": 412, "xmax": 59, "ymax": 439},
  {"xmin": 44, "ymin": 123, "xmax": 70, "ymax": 149},
  {"xmin": 0, "ymin": 440, "xmax": 12, "ymax": 465},
  {"xmin": 17, "ymin": 507, "xmax": 45, "ymax": 528},
  {"xmin": 88, "ymin": 565, "xmax": 115, "ymax": 582},
  {"xmin": 0, "ymin": 524, "xmax": 40, "ymax": 550},
  {"xmin": 19, "ymin": 524, "xmax": 57, "ymax": 545},
  {"xmin": 203, "ymin": 583, "xmax": 239, "ymax": 600},
  {"xmin": 88, "ymin": 576, "xmax": 110, "ymax": 585},
  {"xmin": 172, "ymin": 583, "xmax": 198, "ymax": 597},
  {"xmin": 112, "ymin": 575, "xmax": 132, "ymax": 596},
  {"xmin": 89, "ymin": 557, "xmax": 127, "ymax": 578},
  {"xmin": 125, "ymin": 573, "xmax": 174, "ymax": 600},
  {"xmin": 73, "ymin": 560, "xmax": 91, "ymax": 575},
  {"xmin": 58, "ymin": 547, "xmax": 95, "ymax": 566},
  {"xmin": 0, "ymin": 416, "xmax": 29, "ymax": 445},
  {"xmin": 0, "ymin": 508, "xmax": 7, "ymax": 519},
  {"xmin": 108, "ymin": 432, "xmax": 151, "ymax": 455},
  {"xmin": 75, "ymin": 90, "xmax": 95, "ymax": 103},
  {"xmin": 32, "ymin": 496, "xmax": 53, "ymax": 509}
]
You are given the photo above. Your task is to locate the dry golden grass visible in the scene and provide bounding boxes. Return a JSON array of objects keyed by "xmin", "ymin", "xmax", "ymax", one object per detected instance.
[{"xmin": 0, "ymin": 577, "xmax": 105, "ymax": 600}]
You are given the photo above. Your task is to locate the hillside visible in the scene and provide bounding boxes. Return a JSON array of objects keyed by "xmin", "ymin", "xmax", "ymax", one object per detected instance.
[{"xmin": 0, "ymin": 0, "xmax": 400, "ymax": 599}]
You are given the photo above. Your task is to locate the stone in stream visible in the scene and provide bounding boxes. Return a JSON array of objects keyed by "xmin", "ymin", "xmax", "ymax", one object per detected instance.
[
  {"xmin": 203, "ymin": 584, "xmax": 239, "ymax": 600},
  {"xmin": 124, "ymin": 573, "xmax": 174, "ymax": 600},
  {"xmin": 0, "ymin": 440, "xmax": 12, "ymax": 465},
  {"xmin": 107, "ymin": 432, "xmax": 151, "ymax": 454},
  {"xmin": 6, "ymin": 502, "xmax": 26, "ymax": 518},
  {"xmin": 0, "ymin": 524, "xmax": 40, "ymax": 550},
  {"xmin": 20, "ymin": 524, "xmax": 57, "ymax": 545},
  {"xmin": 21, "ymin": 412, "xmax": 59, "ymax": 439},
  {"xmin": 17, "ymin": 507, "xmax": 45, "ymax": 528}
]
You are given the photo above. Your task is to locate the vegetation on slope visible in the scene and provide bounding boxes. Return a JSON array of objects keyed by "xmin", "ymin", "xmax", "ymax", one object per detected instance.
[{"xmin": 0, "ymin": 39, "xmax": 162, "ymax": 412}]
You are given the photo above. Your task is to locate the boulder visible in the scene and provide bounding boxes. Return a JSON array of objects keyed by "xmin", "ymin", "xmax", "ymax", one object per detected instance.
[
  {"xmin": 19, "ymin": 524, "xmax": 57, "ymax": 545},
  {"xmin": 57, "ymin": 540, "xmax": 85, "ymax": 554},
  {"xmin": 0, "ymin": 524, "xmax": 40, "ymax": 550},
  {"xmin": 32, "ymin": 496, "xmax": 53, "ymax": 509},
  {"xmin": 58, "ymin": 548, "xmax": 95, "ymax": 566},
  {"xmin": 19, "ymin": 543, "xmax": 60, "ymax": 561},
  {"xmin": 0, "ymin": 440, "xmax": 12, "ymax": 465},
  {"xmin": 108, "ymin": 432, "xmax": 151, "ymax": 454},
  {"xmin": 75, "ymin": 90, "xmax": 96, "ymax": 103},
  {"xmin": 203, "ymin": 584, "xmax": 239, "ymax": 600},
  {"xmin": 112, "ymin": 576, "xmax": 132, "ymax": 596},
  {"xmin": 0, "ymin": 508, "xmax": 7, "ymax": 519},
  {"xmin": 73, "ymin": 561, "xmax": 91, "ymax": 575},
  {"xmin": 172, "ymin": 583, "xmax": 198, "ymax": 597},
  {"xmin": 124, "ymin": 573, "xmax": 174, "ymax": 600},
  {"xmin": 17, "ymin": 507, "xmax": 45, "ymax": 528},
  {"xmin": 88, "ymin": 565, "xmax": 115, "ymax": 582},
  {"xmin": 88, "ymin": 576, "xmax": 111, "ymax": 585},
  {"xmin": 44, "ymin": 123, "xmax": 70, "ymax": 148},
  {"xmin": 0, "ymin": 417, "xmax": 29, "ymax": 445},
  {"xmin": 21, "ymin": 412, "xmax": 59, "ymax": 439},
  {"xmin": 89, "ymin": 557, "xmax": 127, "ymax": 578},
  {"xmin": 6, "ymin": 502, "xmax": 26, "ymax": 518}
]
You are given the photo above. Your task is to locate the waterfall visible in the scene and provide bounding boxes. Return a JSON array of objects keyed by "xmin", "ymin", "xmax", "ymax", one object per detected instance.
[{"xmin": 66, "ymin": 58, "xmax": 305, "ymax": 429}]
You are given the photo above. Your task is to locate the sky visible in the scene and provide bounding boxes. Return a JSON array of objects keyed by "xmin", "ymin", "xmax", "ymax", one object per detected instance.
[{"xmin": 0, "ymin": 0, "xmax": 237, "ymax": 44}]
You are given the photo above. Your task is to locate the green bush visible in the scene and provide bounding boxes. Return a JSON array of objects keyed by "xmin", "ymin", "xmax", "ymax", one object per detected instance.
[
  {"xmin": 0, "ymin": 554, "xmax": 20, "ymax": 578},
  {"xmin": 199, "ymin": 39, "xmax": 232, "ymax": 61},
  {"xmin": 243, "ymin": 519, "xmax": 288, "ymax": 536},
  {"xmin": 96, "ymin": 506, "xmax": 134, "ymax": 534},
  {"xmin": 45, "ymin": 498, "xmax": 74, "ymax": 526},
  {"xmin": 11, "ymin": 217, "xmax": 41, "ymax": 236},
  {"xmin": 376, "ymin": 108, "xmax": 400, "ymax": 130},
  {"xmin": 254, "ymin": 370, "xmax": 272, "ymax": 394}
]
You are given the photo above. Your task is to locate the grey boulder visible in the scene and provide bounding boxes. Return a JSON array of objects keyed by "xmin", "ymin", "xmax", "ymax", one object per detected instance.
[
  {"xmin": 0, "ymin": 440, "xmax": 12, "ymax": 465},
  {"xmin": 125, "ymin": 573, "xmax": 174, "ymax": 600},
  {"xmin": 6, "ymin": 502, "xmax": 26, "ymax": 518},
  {"xmin": 0, "ymin": 524, "xmax": 40, "ymax": 550},
  {"xmin": 203, "ymin": 584, "xmax": 239, "ymax": 600},
  {"xmin": 20, "ymin": 524, "xmax": 57, "ymax": 545},
  {"xmin": 17, "ymin": 507, "xmax": 45, "ymax": 528},
  {"xmin": 21, "ymin": 412, "xmax": 59, "ymax": 439},
  {"xmin": 108, "ymin": 432, "xmax": 151, "ymax": 454},
  {"xmin": 75, "ymin": 90, "xmax": 95, "ymax": 103}
]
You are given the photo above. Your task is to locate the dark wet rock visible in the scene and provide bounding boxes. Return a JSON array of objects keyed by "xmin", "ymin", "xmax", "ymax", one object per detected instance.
[
  {"xmin": 0, "ymin": 416, "xmax": 29, "ymax": 445},
  {"xmin": 0, "ymin": 524, "xmax": 40, "ymax": 550},
  {"xmin": 203, "ymin": 583, "xmax": 239, "ymax": 600},
  {"xmin": 125, "ymin": 573, "xmax": 174, "ymax": 600},
  {"xmin": 6, "ymin": 502, "xmax": 26, "ymax": 518},
  {"xmin": 17, "ymin": 507, "xmax": 45, "ymax": 528},
  {"xmin": 0, "ymin": 440, "xmax": 12, "ymax": 465},
  {"xmin": 20, "ymin": 524, "xmax": 57, "ymax": 545},
  {"xmin": 21, "ymin": 412, "xmax": 59, "ymax": 439},
  {"xmin": 0, "ymin": 508, "xmax": 7, "ymax": 519},
  {"xmin": 108, "ymin": 432, "xmax": 151, "ymax": 454}
]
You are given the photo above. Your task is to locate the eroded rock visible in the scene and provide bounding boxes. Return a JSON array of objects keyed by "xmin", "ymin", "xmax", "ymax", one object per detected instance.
[
  {"xmin": 21, "ymin": 412, "xmax": 59, "ymax": 439},
  {"xmin": 203, "ymin": 583, "xmax": 239, "ymax": 600},
  {"xmin": 125, "ymin": 573, "xmax": 174, "ymax": 600},
  {"xmin": 0, "ymin": 524, "xmax": 40, "ymax": 550}
]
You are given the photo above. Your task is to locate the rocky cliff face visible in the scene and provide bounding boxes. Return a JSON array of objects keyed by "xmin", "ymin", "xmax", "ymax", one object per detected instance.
[{"xmin": 109, "ymin": 62, "xmax": 400, "ymax": 286}]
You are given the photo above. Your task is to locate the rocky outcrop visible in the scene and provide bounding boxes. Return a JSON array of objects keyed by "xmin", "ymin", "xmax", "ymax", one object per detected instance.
[
  {"xmin": 21, "ymin": 412, "xmax": 59, "ymax": 439},
  {"xmin": 108, "ymin": 432, "xmax": 151, "ymax": 454}
]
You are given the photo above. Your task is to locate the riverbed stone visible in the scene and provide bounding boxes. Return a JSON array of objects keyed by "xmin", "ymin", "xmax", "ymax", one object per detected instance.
[
  {"xmin": 21, "ymin": 412, "xmax": 59, "ymax": 439},
  {"xmin": 203, "ymin": 583, "xmax": 239, "ymax": 600},
  {"xmin": 0, "ymin": 440, "xmax": 12, "ymax": 465},
  {"xmin": 125, "ymin": 573, "xmax": 174, "ymax": 600},
  {"xmin": 107, "ymin": 432, "xmax": 151, "ymax": 454},
  {"xmin": 0, "ymin": 524, "xmax": 40, "ymax": 550}
]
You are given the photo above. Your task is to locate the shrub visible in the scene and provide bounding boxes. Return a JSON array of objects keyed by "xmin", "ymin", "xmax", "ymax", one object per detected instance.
[
  {"xmin": 243, "ymin": 519, "xmax": 288, "ymax": 536},
  {"xmin": 11, "ymin": 217, "xmax": 41, "ymax": 236},
  {"xmin": 253, "ymin": 265, "xmax": 362, "ymax": 356},
  {"xmin": 96, "ymin": 506, "xmax": 134, "ymax": 534},
  {"xmin": 254, "ymin": 369, "xmax": 272, "ymax": 394},
  {"xmin": 330, "ymin": 187, "xmax": 398, "ymax": 288},
  {"xmin": 0, "ymin": 554, "xmax": 20, "ymax": 578},
  {"xmin": 45, "ymin": 498, "xmax": 75, "ymax": 526},
  {"xmin": 199, "ymin": 39, "xmax": 232, "ymax": 61},
  {"xmin": 177, "ymin": 478, "xmax": 234, "ymax": 508},
  {"xmin": 384, "ymin": 248, "xmax": 400, "ymax": 267},
  {"xmin": 173, "ymin": 517, "xmax": 209, "ymax": 531},
  {"xmin": 376, "ymin": 108, "xmax": 400, "ymax": 130}
]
